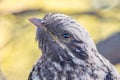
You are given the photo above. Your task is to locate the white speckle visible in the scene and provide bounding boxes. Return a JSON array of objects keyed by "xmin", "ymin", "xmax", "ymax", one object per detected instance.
[
  {"xmin": 53, "ymin": 71, "xmax": 57, "ymax": 80},
  {"xmin": 68, "ymin": 51, "xmax": 85, "ymax": 65},
  {"xmin": 43, "ymin": 77, "xmax": 47, "ymax": 80},
  {"xmin": 64, "ymin": 64, "xmax": 72, "ymax": 71},
  {"xmin": 72, "ymin": 74, "xmax": 79, "ymax": 80},
  {"xmin": 53, "ymin": 62, "xmax": 62, "ymax": 71},
  {"xmin": 79, "ymin": 73, "xmax": 91, "ymax": 80},
  {"xmin": 73, "ymin": 57, "xmax": 85, "ymax": 65},
  {"xmin": 61, "ymin": 44, "xmax": 86, "ymax": 66},
  {"xmin": 61, "ymin": 75, "xmax": 66, "ymax": 80},
  {"xmin": 58, "ymin": 54, "xmax": 64, "ymax": 61},
  {"xmin": 75, "ymin": 48, "xmax": 81, "ymax": 52},
  {"xmin": 33, "ymin": 76, "xmax": 40, "ymax": 80},
  {"xmin": 66, "ymin": 49, "xmax": 76, "ymax": 58},
  {"xmin": 32, "ymin": 71, "xmax": 38, "ymax": 79},
  {"xmin": 48, "ymin": 66, "xmax": 54, "ymax": 71}
]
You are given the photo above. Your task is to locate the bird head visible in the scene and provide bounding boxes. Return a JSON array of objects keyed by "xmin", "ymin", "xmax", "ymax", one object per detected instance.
[
  {"xmin": 29, "ymin": 14, "xmax": 120, "ymax": 80},
  {"xmin": 29, "ymin": 13, "xmax": 97, "ymax": 62}
]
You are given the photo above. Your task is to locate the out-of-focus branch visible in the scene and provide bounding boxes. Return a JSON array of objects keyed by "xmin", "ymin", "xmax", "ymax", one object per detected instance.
[
  {"xmin": 12, "ymin": 9, "xmax": 45, "ymax": 16},
  {"xmin": 97, "ymin": 32, "xmax": 120, "ymax": 64},
  {"xmin": 12, "ymin": 9, "xmax": 120, "ymax": 22}
]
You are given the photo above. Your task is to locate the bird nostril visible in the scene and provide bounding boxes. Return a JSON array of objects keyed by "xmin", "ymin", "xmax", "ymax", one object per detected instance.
[{"xmin": 40, "ymin": 20, "xmax": 46, "ymax": 25}]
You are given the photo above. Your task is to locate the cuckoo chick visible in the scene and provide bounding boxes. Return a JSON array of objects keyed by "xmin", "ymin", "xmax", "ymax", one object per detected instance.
[{"xmin": 28, "ymin": 13, "xmax": 120, "ymax": 80}]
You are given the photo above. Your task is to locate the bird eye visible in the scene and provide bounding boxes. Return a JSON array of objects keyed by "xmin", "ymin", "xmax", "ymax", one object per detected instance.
[{"xmin": 62, "ymin": 33, "xmax": 71, "ymax": 38}]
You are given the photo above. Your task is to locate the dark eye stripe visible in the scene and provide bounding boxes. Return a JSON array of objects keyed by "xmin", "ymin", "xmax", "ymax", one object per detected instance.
[
  {"xmin": 71, "ymin": 39, "xmax": 83, "ymax": 43},
  {"xmin": 70, "ymin": 46, "xmax": 88, "ymax": 60}
]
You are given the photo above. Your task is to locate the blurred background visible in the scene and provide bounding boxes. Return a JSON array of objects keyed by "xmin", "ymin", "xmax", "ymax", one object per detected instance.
[{"xmin": 0, "ymin": 0, "xmax": 120, "ymax": 80}]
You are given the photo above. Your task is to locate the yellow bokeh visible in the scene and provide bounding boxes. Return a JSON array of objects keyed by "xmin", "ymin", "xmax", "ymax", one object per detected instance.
[{"xmin": 0, "ymin": 0, "xmax": 120, "ymax": 80}]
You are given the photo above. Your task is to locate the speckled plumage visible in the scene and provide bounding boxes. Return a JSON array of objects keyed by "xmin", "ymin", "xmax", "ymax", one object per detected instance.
[{"xmin": 28, "ymin": 13, "xmax": 120, "ymax": 80}]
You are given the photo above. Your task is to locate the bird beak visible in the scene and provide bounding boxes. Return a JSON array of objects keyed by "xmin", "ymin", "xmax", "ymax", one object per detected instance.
[{"xmin": 29, "ymin": 18, "xmax": 45, "ymax": 27}]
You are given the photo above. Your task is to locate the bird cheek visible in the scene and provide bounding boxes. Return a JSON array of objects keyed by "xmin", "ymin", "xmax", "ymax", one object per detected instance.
[{"xmin": 67, "ymin": 44, "xmax": 89, "ymax": 60}]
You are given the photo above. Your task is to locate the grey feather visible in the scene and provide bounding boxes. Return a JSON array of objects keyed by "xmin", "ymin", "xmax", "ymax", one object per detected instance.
[{"xmin": 28, "ymin": 13, "xmax": 120, "ymax": 80}]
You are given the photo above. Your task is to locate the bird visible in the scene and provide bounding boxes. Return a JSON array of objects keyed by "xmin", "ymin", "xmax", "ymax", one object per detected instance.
[{"xmin": 28, "ymin": 13, "xmax": 120, "ymax": 80}]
